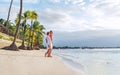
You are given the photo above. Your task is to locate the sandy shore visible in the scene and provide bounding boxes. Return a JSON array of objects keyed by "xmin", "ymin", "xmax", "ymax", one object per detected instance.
[
  {"xmin": 0, "ymin": 49, "xmax": 81, "ymax": 75},
  {"xmin": 0, "ymin": 39, "xmax": 20, "ymax": 48}
]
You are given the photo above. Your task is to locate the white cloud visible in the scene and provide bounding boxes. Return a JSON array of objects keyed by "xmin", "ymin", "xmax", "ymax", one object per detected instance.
[
  {"xmin": 92, "ymin": 17, "xmax": 120, "ymax": 30},
  {"xmin": 23, "ymin": 0, "xmax": 39, "ymax": 4},
  {"xmin": 2, "ymin": 0, "xmax": 39, "ymax": 4},
  {"xmin": 39, "ymin": 8, "xmax": 94, "ymax": 31},
  {"xmin": 49, "ymin": 0, "xmax": 86, "ymax": 6},
  {"xmin": 1, "ymin": 0, "xmax": 120, "ymax": 32},
  {"xmin": 0, "ymin": 5, "xmax": 8, "ymax": 14},
  {"xmin": 77, "ymin": 0, "xmax": 120, "ymax": 31},
  {"xmin": 38, "ymin": 0, "xmax": 120, "ymax": 31},
  {"xmin": 89, "ymin": 0, "xmax": 120, "ymax": 16},
  {"xmin": 85, "ymin": 7, "xmax": 104, "ymax": 17},
  {"xmin": 49, "ymin": 0, "xmax": 61, "ymax": 3},
  {"xmin": 71, "ymin": 0, "xmax": 83, "ymax": 4},
  {"xmin": 10, "ymin": 5, "xmax": 22, "ymax": 21},
  {"xmin": 39, "ymin": 8, "xmax": 74, "ymax": 31}
]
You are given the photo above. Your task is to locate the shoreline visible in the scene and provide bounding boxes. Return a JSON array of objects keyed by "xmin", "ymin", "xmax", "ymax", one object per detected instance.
[
  {"xmin": 0, "ymin": 49, "xmax": 81, "ymax": 75},
  {"xmin": 58, "ymin": 55, "xmax": 85, "ymax": 74},
  {"xmin": 54, "ymin": 53, "xmax": 85, "ymax": 75}
]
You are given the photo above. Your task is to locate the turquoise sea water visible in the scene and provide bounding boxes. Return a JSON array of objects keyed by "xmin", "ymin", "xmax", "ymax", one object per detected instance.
[{"xmin": 53, "ymin": 49, "xmax": 120, "ymax": 75}]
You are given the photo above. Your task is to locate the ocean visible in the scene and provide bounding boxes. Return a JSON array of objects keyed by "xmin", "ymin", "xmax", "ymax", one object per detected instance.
[{"xmin": 53, "ymin": 49, "xmax": 120, "ymax": 75}]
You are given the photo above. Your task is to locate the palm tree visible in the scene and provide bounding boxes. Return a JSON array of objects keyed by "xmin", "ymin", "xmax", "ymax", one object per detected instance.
[
  {"xmin": 0, "ymin": 18, "xmax": 15, "ymax": 36},
  {"xmin": 3, "ymin": 0, "xmax": 23, "ymax": 50},
  {"xmin": 0, "ymin": 18, "xmax": 6, "ymax": 33},
  {"xmin": 6, "ymin": 0, "xmax": 13, "ymax": 27},
  {"xmin": 31, "ymin": 20, "xmax": 40, "ymax": 49},
  {"xmin": 8, "ymin": 25, "xmax": 16, "ymax": 36},
  {"xmin": 27, "ymin": 11, "xmax": 38, "ymax": 50},
  {"xmin": 0, "ymin": 18, "xmax": 6, "ymax": 24},
  {"xmin": 18, "ymin": 11, "xmax": 30, "ymax": 49},
  {"xmin": 4, "ymin": 20, "xmax": 15, "ymax": 34},
  {"xmin": 34, "ymin": 26, "xmax": 45, "ymax": 49},
  {"xmin": 32, "ymin": 21, "xmax": 45, "ymax": 49},
  {"xmin": 38, "ymin": 25, "xmax": 45, "ymax": 46}
]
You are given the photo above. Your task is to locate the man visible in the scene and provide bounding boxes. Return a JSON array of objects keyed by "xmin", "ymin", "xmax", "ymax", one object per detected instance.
[{"xmin": 45, "ymin": 31, "xmax": 52, "ymax": 57}]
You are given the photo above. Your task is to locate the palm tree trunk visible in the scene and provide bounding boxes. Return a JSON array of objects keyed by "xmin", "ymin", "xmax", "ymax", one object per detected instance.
[
  {"xmin": 3, "ymin": 0, "xmax": 23, "ymax": 50},
  {"xmin": 6, "ymin": 0, "xmax": 13, "ymax": 35},
  {"xmin": 27, "ymin": 28, "xmax": 31, "ymax": 48},
  {"xmin": 6, "ymin": 0, "xmax": 13, "ymax": 26},
  {"xmin": 27, "ymin": 20, "xmax": 33, "ymax": 50},
  {"xmin": 31, "ymin": 31, "xmax": 34, "ymax": 49},
  {"xmin": 30, "ymin": 20, "xmax": 33, "ymax": 50},
  {"xmin": 19, "ymin": 20, "xmax": 26, "ymax": 50}
]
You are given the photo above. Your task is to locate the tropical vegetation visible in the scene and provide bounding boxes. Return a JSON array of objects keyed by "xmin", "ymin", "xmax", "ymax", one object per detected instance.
[{"xmin": 0, "ymin": 0, "xmax": 45, "ymax": 50}]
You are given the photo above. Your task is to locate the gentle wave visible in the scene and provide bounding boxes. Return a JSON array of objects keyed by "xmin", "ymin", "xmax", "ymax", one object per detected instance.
[
  {"xmin": 57, "ymin": 53, "xmax": 86, "ymax": 74},
  {"xmin": 53, "ymin": 49, "xmax": 120, "ymax": 75}
]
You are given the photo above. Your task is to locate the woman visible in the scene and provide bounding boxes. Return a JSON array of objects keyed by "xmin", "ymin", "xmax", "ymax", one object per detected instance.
[
  {"xmin": 48, "ymin": 30, "xmax": 53, "ymax": 57},
  {"xmin": 45, "ymin": 31, "xmax": 53, "ymax": 57}
]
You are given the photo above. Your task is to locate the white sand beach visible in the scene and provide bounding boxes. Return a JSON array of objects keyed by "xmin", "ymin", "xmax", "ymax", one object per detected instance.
[
  {"xmin": 0, "ymin": 37, "xmax": 81, "ymax": 75},
  {"xmin": 0, "ymin": 49, "xmax": 81, "ymax": 75}
]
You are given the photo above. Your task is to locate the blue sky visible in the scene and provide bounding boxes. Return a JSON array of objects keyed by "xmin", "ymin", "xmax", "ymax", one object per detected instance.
[{"xmin": 1, "ymin": 0, "xmax": 120, "ymax": 47}]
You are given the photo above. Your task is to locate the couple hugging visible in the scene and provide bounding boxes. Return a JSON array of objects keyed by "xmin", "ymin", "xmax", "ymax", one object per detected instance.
[{"xmin": 45, "ymin": 30, "xmax": 53, "ymax": 57}]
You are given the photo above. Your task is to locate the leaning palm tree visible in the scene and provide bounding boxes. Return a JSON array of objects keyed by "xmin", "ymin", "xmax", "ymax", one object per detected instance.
[
  {"xmin": 5, "ymin": 0, "xmax": 13, "ymax": 27},
  {"xmin": 3, "ymin": 0, "xmax": 23, "ymax": 50}
]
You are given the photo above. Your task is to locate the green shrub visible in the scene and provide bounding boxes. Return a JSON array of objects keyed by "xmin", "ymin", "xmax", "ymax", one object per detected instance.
[
  {"xmin": 9, "ymin": 37, "xmax": 14, "ymax": 41},
  {"xmin": 16, "ymin": 40, "xmax": 22, "ymax": 43},
  {"xmin": 0, "ymin": 35, "xmax": 3, "ymax": 39},
  {"xmin": 3, "ymin": 38, "xmax": 8, "ymax": 40}
]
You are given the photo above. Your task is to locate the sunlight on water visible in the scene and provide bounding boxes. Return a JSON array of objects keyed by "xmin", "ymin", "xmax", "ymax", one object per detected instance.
[{"xmin": 53, "ymin": 49, "xmax": 120, "ymax": 75}]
